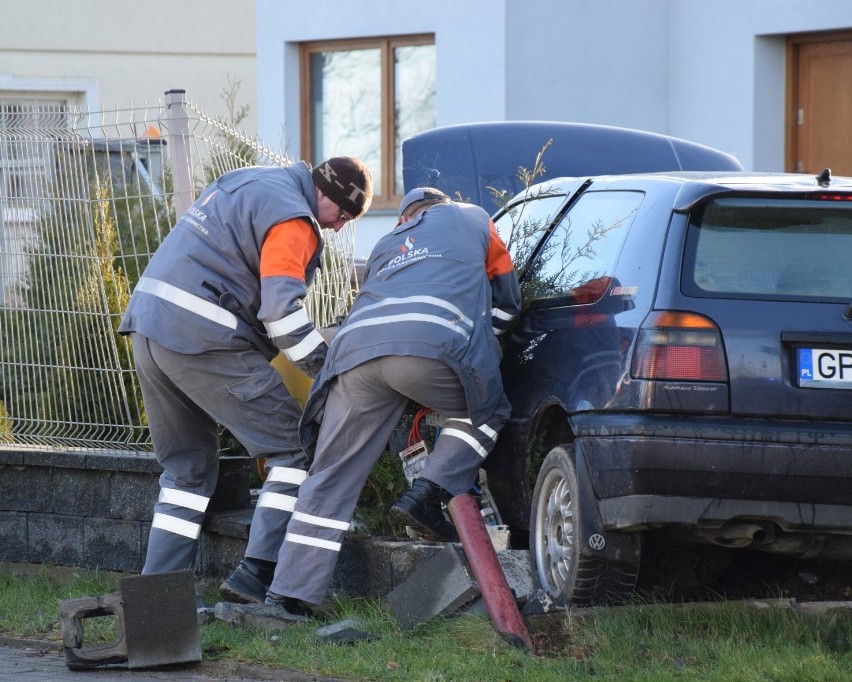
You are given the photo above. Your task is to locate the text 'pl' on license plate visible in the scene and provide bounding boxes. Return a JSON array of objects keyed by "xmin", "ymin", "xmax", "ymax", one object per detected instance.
[{"xmin": 798, "ymin": 348, "xmax": 852, "ymax": 389}]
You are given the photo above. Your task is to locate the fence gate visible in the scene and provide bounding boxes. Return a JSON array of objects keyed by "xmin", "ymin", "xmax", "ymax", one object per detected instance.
[{"xmin": 0, "ymin": 90, "xmax": 357, "ymax": 452}]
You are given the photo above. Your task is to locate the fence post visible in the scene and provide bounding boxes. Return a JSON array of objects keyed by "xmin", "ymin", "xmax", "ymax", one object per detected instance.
[{"xmin": 163, "ymin": 89, "xmax": 194, "ymax": 216}]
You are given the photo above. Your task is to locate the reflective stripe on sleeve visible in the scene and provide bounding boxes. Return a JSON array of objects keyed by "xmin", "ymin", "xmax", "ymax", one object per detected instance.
[
  {"xmin": 284, "ymin": 532, "xmax": 342, "ymax": 552},
  {"xmin": 492, "ymin": 306, "xmax": 515, "ymax": 321},
  {"xmin": 258, "ymin": 491, "xmax": 297, "ymax": 512},
  {"xmin": 265, "ymin": 307, "xmax": 311, "ymax": 338},
  {"xmin": 136, "ymin": 277, "xmax": 238, "ymax": 329},
  {"xmin": 267, "ymin": 467, "xmax": 308, "ymax": 485},
  {"xmin": 158, "ymin": 487, "xmax": 210, "ymax": 513},
  {"xmin": 283, "ymin": 329, "xmax": 325, "ymax": 361},
  {"xmin": 441, "ymin": 427, "xmax": 490, "ymax": 459},
  {"xmin": 292, "ymin": 510, "xmax": 350, "ymax": 531},
  {"xmin": 151, "ymin": 512, "xmax": 202, "ymax": 539}
]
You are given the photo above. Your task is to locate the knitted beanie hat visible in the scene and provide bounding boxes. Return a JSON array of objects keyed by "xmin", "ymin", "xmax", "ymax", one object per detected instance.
[{"xmin": 312, "ymin": 156, "xmax": 373, "ymax": 218}]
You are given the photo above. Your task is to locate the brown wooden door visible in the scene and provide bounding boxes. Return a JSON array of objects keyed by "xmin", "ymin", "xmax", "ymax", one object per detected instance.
[{"xmin": 787, "ymin": 32, "xmax": 852, "ymax": 176}]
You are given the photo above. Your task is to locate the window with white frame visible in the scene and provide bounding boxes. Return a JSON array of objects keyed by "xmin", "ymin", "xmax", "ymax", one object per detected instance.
[
  {"xmin": 301, "ymin": 35, "xmax": 436, "ymax": 209},
  {"xmin": 0, "ymin": 96, "xmax": 70, "ymax": 306}
]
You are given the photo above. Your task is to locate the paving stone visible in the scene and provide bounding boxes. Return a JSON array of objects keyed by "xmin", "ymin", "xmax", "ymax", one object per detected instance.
[
  {"xmin": 121, "ymin": 570, "xmax": 201, "ymax": 669},
  {"xmin": 315, "ymin": 617, "xmax": 375, "ymax": 644},
  {"xmin": 213, "ymin": 601, "xmax": 309, "ymax": 630},
  {"xmin": 385, "ymin": 544, "xmax": 480, "ymax": 629}
]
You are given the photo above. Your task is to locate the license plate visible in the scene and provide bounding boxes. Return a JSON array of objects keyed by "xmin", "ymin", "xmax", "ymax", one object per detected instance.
[{"xmin": 798, "ymin": 348, "xmax": 852, "ymax": 389}]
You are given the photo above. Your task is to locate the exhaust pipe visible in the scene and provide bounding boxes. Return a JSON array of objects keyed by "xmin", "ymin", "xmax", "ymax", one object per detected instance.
[{"xmin": 697, "ymin": 522, "xmax": 770, "ymax": 548}]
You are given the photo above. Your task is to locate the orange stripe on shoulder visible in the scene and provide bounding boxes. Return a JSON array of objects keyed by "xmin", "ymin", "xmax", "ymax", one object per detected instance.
[
  {"xmin": 486, "ymin": 219, "xmax": 515, "ymax": 278},
  {"xmin": 260, "ymin": 219, "xmax": 319, "ymax": 280}
]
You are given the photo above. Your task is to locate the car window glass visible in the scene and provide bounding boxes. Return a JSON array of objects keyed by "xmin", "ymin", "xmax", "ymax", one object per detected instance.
[
  {"xmin": 684, "ymin": 198, "xmax": 852, "ymax": 302},
  {"xmin": 524, "ymin": 190, "xmax": 643, "ymax": 303},
  {"xmin": 493, "ymin": 193, "xmax": 567, "ymax": 269}
]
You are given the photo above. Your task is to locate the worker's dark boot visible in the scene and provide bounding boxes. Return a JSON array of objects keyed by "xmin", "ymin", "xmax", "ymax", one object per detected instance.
[
  {"xmin": 390, "ymin": 478, "xmax": 460, "ymax": 542},
  {"xmin": 219, "ymin": 558, "xmax": 274, "ymax": 604},
  {"xmin": 264, "ymin": 592, "xmax": 314, "ymax": 618}
]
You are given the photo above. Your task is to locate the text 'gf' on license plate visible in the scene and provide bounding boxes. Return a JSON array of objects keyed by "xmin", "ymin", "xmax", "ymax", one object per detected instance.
[{"xmin": 798, "ymin": 348, "xmax": 852, "ymax": 389}]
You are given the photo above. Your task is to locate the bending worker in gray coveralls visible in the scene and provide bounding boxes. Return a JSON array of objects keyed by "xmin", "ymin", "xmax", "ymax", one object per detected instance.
[
  {"xmin": 263, "ymin": 187, "xmax": 522, "ymax": 614},
  {"xmin": 118, "ymin": 157, "xmax": 373, "ymax": 605}
]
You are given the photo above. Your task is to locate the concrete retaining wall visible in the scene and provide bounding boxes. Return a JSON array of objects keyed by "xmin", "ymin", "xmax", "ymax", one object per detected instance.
[
  {"xmin": 0, "ymin": 449, "xmax": 252, "ymax": 574},
  {"xmin": 0, "ymin": 448, "xmax": 531, "ymax": 600}
]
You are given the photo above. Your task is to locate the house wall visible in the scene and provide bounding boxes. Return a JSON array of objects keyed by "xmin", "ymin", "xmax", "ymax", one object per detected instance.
[
  {"xmin": 258, "ymin": 0, "xmax": 852, "ymax": 171},
  {"xmin": 667, "ymin": 0, "xmax": 852, "ymax": 172},
  {"xmin": 256, "ymin": 0, "xmax": 851, "ymax": 258},
  {"xmin": 255, "ymin": 0, "xmax": 508, "ymax": 158},
  {"xmin": 0, "ymin": 0, "xmax": 257, "ymax": 132}
]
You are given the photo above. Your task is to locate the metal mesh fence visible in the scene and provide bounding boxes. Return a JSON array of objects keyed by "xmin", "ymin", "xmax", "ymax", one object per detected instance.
[{"xmin": 0, "ymin": 91, "xmax": 357, "ymax": 452}]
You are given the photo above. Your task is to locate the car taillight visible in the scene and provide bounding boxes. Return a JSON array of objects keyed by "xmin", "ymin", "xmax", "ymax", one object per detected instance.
[{"xmin": 631, "ymin": 311, "xmax": 728, "ymax": 381}]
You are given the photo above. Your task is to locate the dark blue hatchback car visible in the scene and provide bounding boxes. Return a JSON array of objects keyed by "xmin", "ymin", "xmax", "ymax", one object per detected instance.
[
  {"xmin": 484, "ymin": 169, "xmax": 852, "ymax": 605},
  {"xmin": 402, "ymin": 122, "xmax": 852, "ymax": 606}
]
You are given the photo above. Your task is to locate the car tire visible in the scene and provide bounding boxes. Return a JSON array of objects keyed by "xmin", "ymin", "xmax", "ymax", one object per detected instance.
[{"xmin": 530, "ymin": 444, "xmax": 639, "ymax": 606}]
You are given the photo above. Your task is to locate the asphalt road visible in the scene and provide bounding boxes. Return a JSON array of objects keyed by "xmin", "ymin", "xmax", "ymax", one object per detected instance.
[{"xmin": 0, "ymin": 638, "xmax": 347, "ymax": 682}]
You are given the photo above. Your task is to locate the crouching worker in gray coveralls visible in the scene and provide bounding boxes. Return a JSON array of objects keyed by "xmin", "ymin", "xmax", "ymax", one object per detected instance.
[
  {"xmin": 117, "ymin": 157, "xmax": 373, "ymax": 605},
  {"xmin": 263, "ymin": 187, "xmax": 522, "ymax": 615}
]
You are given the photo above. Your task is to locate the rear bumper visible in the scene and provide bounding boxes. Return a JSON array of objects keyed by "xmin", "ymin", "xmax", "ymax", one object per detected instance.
[{"xmin": 573, "ymin": 414, "xmax": 852, "ymax": 533}]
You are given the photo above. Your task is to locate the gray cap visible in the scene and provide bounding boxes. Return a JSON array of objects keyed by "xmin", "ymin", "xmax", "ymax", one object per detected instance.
[{"xmin": 397, "ymin": 187, "xmax": 450, "ymax": 220}]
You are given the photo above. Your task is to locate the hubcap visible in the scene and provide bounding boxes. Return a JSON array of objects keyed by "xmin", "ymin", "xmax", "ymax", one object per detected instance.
[{"xmin": 534, "ymin": 466, "xmax": 575, "ymax": 596}]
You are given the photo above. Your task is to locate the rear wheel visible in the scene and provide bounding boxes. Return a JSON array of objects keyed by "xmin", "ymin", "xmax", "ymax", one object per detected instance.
[{"xmin": 530, "ymin": 444, "xmax": 639, "ymax": 606}]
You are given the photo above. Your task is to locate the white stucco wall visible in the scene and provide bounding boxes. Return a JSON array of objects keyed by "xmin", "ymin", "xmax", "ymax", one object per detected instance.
[
  {"xmin": 667, "ymin": 0, "xmax": 852, "ymax": 171},
  {"xmin": 0, "ymin": 1, "xmax": 257, "ymax": 132},
  {"xmin": 256, "ymin": 0, "xmax": 511, "ymax": 257},
  {"xmin": 505, "ymin": 0, "xmax": 670, "ymax": 132},
  {"xmin": 256, "ymin": 0, "xmax": 509, "ymax": 157},
  {"xmin": 256, "ymin": 0, "xmax": 852, "ymax": 257}
]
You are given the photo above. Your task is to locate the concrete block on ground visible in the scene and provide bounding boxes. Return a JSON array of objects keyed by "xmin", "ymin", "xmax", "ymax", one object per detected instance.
[
  {"xmin": 58, "ymin": 570, "xmax": 201, "ymax": 670},
  {"xmin": 121, "ymin": 570, "xmax": 201, "ymax": 669},
  {"xmin": 332, "ymin": 535, "xmax": 394, "ymax": 598},
  {"xmin": 385, "ymin": 544, "xmax": 480, "ymax": 629},
  {"xmin": 214, "ymin": 601, "xmax": 309, "ymax": 629},
  {"xmin": 497, "ymin": 549, "xmax": 535, "ymax": 603},
  {"xmin": 332, "ymin": 537, "xmax": 444, "ymax": 598},
  {"xmin": 315, "ymin": 617, "xmax": 375, "ymax": 644}
]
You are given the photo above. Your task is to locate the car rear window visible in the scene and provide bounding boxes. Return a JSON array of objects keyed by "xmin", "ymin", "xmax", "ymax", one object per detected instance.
[{"xmin": 683, "ymin": 197, "xmax": 852, "ymax": 302}]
